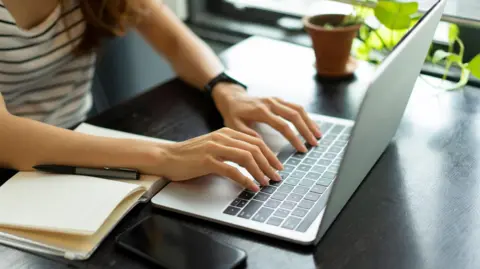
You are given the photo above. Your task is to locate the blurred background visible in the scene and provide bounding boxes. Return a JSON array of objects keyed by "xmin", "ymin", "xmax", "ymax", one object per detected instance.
[{"xmin": 91, "ymin": 0, "xmax": 480, "ymax": 116}]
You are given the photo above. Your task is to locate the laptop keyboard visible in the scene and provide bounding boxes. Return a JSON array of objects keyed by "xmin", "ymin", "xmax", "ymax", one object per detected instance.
[{"xmin": 223, "ymin": 120, "xmax": 352, "ymax": 232}]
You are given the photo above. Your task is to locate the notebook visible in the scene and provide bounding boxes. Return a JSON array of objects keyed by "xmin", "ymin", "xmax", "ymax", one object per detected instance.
[{"xmin": 0, "ymin": 123, "xmax": 173, "ymax": 260}]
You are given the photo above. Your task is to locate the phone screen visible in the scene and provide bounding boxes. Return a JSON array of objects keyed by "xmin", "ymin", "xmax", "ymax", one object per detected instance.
[{"xmin": 116, "ymin": 216, "xmax": 247, "ymax": 269}]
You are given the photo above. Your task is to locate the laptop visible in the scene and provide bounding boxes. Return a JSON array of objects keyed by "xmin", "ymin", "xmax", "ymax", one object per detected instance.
[{"xmin": 151, "ymin": 0, "xmax": 446, "ymax": 245}]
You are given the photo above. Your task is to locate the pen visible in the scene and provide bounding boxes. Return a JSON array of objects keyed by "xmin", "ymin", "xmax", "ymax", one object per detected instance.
[{"xmin": 33, "ymin": 164, "xmax": 140, "ymax": 180}]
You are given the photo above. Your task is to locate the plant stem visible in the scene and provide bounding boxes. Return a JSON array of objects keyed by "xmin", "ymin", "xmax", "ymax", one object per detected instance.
[
  {"xmin": 456, "ymin": 37, "xmax": 465, "ymax": 60},
  {"xmin": 373, "ymin": 30, "xmax": 390, "ymax": 52}
]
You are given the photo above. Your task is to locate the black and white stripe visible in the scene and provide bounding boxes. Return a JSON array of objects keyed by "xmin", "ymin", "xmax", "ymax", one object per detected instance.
[{"xmin": 0, "ymin": 0, "xmax": 95, "ymax": 127}]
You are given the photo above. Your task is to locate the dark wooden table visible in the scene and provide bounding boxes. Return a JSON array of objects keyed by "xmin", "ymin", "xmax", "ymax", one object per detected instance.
[{"xmin": 2, "ymin": 36, "xmax": 480, "ymax": 269}]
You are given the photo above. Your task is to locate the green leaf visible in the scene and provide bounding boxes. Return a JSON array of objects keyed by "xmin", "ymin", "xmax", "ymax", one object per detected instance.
[
  {"xmin": 467, "ymin": 54, "xmax": 480, "ymax": 78},
  {"xmin": 374, "ymin": 1, "xmax": 419, "ymax": 30},
  {"xmin": 445, "ymin": 69, "xmax": 470, "ymax": 91},
  {"xmin": 448, "ymin": 24, "xmax": 459, "ymax": 45},
  {"xmin": 432, "ymin": 50, "xmax": 462, "ymax": 65},
  {"xmin": 352, "ymin": 38, "xmax": 371, "ymax": 61},
  {"xmin": 359, "ymin": 25, "xmax": 370, "ymax": 40}
]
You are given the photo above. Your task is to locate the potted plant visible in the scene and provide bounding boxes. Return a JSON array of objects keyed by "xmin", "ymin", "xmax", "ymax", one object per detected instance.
[{"xmin": 303, "ymin": 0, "xmax": 419, "ymax": 78}]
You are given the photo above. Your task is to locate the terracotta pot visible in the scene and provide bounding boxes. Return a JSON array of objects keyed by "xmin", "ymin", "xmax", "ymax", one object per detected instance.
[{"xmin": 303, "ymin": 14, "xmax": 361, "ymax": 77}]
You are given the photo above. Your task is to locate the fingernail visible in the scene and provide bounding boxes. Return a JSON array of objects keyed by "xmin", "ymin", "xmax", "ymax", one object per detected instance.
[
  {"xmin": 276, "ymin": 162, "xmax": 284, "ymax": 171},
  {"xmin": 311, "ymin": 137, "xmax": 318, "ymax": 146},
  {"xmin": 274, "ymin": 173, "xmax": 282, "ymax": 181},
  {"xmin": 301, "ymin": 145, "xmax": 308, "ymax": 152},
  {"xmin": 251, "ymin": 184, "xmax": 260, "ymax": 192}
]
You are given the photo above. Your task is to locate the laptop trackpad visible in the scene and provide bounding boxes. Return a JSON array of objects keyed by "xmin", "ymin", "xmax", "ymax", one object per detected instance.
[{"xmin": 152, "ymin": 172, "xmax": 246, "ymax": 213}]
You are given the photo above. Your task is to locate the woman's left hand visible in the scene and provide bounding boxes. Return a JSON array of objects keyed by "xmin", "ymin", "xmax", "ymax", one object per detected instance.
[{"xmin": 212, "ymin": 83, "xmax": 322, "ymax": 153}]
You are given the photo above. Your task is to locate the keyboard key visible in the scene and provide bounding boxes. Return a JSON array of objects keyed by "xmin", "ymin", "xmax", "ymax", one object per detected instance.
[
  {"xmin": 238, "ymin": 200, "xmax": 263, "ymax": 219},
  {"xmin": 267, "ymin": 216, "xmax": 284, "ymax": 226},
  {"xmin": 305, "ymin": 192, "xmax": 321, "ymax": 201},
  {"xmin": 292, "ymin": 152, "xmax": 307, "ymax": 159},
  {"xmin": 345, "ymin": 126, "xmax": 353, "ymax": 133},
  {"xmin": 264, "ymin": 199, "xmax": 281, "ymax": 209},
  {"xmin": 282, "ymin": 216, "xmax": 302, "ymax": 230},
  {"xmin": 319, "ymin": 122, "xmax": 333, "ymax": 132},
  {"xmin": 287, "ymin": 193, "xmax": 303, "ymax": 202},
  {"xmin": 319, "ymin": 140, "xmax": 332, "ymax": 146},
  {"xmin": 291, "ymin": 208, "xmax": 308, "ymax": 218},
  {"xmin": 311, "ymin": 166, "xmax": 326, "ymax": 173},
  {"xmin": 223, "ymin": 206, "xmax": 241, "ymax": 216},
  {"xmin": 271, "ymin": 192, "xmax": 288, "ymax": 201},
  {"xmin": 323, "ymin": 172, "xmax": 336, "ymax": 179},
  {"xmin": 309, "ymin": 152, "xmax": 322, "ymax": 159},
  {"xmin": 328, "ymin": 165, "xmax": 340, "ymax": 172},
  {"xmin": 283, "ymin": 165, "xmax": 295, "ymax": 173},
  {"xmin": 322, "ymin": 135, "xmax": 335, "ymax": 142},
  {"xmin": 317, "ymin": 159, "xmax": 332, "ymax": 166},
  {"xmin": 314, "ymin": 145, "xmax": 328, "ymax": 152},
  {"xmin": 338, "ymin": 134, "xmax": 350, "ymax": 141},
  {"xmin": 311, "ymin": 185, "xmax": 326, "ymax": 194},
  {"xmin": 305, "ymin": 172, "xmax": 321, "ymax": 180},
  {"xmin": 299, "ymin": 179, "xmax": 315, "ymax": 187},
  {"xmin": 317, "ymin": 177, "xmax": 333, "ymax": 186},
  {"xmin": 253, "ymin": 192, "xmax": 270, "ymax": 201},
  {"xmin": 334, "ymin": 141, "xmax": 347, "ymax": 147},
  {"xmin": 296, "ymin": 197, "xmax": 328, "ymax": 232},
  {"xmin": 286, "ymin": 158, "xmax": 301, "ymax": 166},
  {"xmin": 237, "ymin": 199, "xmax": 248, "ymax": 208},
  {"xmin": 230, "ymin": 198, "xmax": 242, "ymax": 207},
  {"xmin": 274, "ymin": 208, "xmax": 290, "ymax": 218},
  {"xmin": 277, "ymin": 184, "xmax": 294, "ymax": 193},
  {"xmin": 323, "ymin": 153, "xmax": 337, "ymax": 160},
  {"xmin": 290, "ymin": 171, "xmax": 306, "ymax": 179},
  {"xmin": 328, "ymin": 146, "xmax": 342, "ymax": 153},
  {"xmin": 293, "ymin": 186, "xmax": 309, "ymax": 195},
  {"xmin": 280, "ymin": 201, "xmax": 296, "ymax": 210},
  {"xmin": 298, "ymin": 200, "xmax": 315, "ymax": 210},
  {"xmin": 330, "ymin": 125, "xmax": 345, "ymax": 134},
  {"xmin": 297, "ymin": 164, "xmax": 312, "ymax": 172},
  {"xmin": 238, "ymin": 191, "xmax": 255, "ymax": 200},
  {"xmin": 284, "ymin": 177, "xmax": 300, "ymax": 185},
  {"xmin": 261, "ymin": 186, "xmax": 277, "ymax": 194},
  {"xmin": 279, "ymin": 172, "xmax": 289, "ymax": 180},
  {"xmin": 333, "ymin": 159, "xmax": 342, "ymax": 165},
  {"xmin": 302, "ymin": 158, "xmax": 316, "ymax": 165},
  {"xmin": 252, "ymin": 207, "xmax": 274, "ymax": 223}
]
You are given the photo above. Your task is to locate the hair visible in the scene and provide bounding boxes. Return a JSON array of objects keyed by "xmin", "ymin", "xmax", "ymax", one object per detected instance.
[{"xmin": 72, "ymin": 0, "xmax": 147, "ymax": 56}]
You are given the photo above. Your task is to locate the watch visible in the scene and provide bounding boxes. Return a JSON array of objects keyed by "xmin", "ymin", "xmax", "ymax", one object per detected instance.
[{"xmin": 203, "ymin": 71, "xmax": 247, "ymax": 96}]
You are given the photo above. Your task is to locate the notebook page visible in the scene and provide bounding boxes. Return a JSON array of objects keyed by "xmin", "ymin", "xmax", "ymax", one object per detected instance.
[
  {"xmin": 0, "ymin": 172, "xmax": 144, "ymax": 235},
  {"xmin": 0, "ymin": 190, "xmax": 145, "ymax": 259}
]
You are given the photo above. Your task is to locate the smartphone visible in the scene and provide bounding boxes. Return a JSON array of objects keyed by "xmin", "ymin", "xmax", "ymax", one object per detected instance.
[{"xmin": 115, "ymin": 215, "xmax": 247, "ymax": 269}]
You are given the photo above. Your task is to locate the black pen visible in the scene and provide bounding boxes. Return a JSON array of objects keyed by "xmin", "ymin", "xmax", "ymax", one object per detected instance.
[{"xmin": 33, "ymin": 164, "xmax": 140, "ymax": 180}]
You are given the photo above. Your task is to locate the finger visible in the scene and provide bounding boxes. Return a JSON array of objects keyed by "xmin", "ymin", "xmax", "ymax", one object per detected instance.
[
  {"xmin": 221, "ymin": 134, "xmax": 281, "ymax": 182},
  {"xmin": 257, "ymin": 109, "xmax": 308, "ymax": 152},
  {"xmin": 275, "ymin": 98, "xmax": 322, "ymax": 138},
  {"xmin": 208, "ymin": 157, "xmax": 259, "ymax": 192},
  {"xmin": 269, "ymin": 100, "xmax": 318, "ymax": 146},
  {"xmin": 229, "ymin": 120, "xmax": 261, "ymax": 138},
  {"xmin": 209, "ymin": 142, "xmax": 268, "ymax": 186},
  {"xmin": 221, "ymin": 127, "xmax": 283, "ymax": 171}
]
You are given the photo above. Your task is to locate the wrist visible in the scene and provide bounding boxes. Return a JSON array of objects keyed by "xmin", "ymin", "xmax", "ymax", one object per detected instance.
[{"xmin": 211, "ymin": 82, "xmax": 247, "ymax": 104}]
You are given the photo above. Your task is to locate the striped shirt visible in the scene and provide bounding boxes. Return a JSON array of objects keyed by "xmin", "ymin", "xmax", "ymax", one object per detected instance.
[{"xmin": 0, "ymin": 0, "xmax": 95, "ymax": 128}]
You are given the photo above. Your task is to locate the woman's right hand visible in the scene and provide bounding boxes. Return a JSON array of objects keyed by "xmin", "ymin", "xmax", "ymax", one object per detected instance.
[{"xmin": 152, "ymin": 128, "xmax": 285, "ymax": 192}]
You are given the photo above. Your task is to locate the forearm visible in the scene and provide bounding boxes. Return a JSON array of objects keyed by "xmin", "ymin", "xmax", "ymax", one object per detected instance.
[
  {"xmin": 0, "ymin": 113, "xmax": 159, "ymax": 172},
  {"xmin": 136, "ymin": 1, "xmax": 224, "ymax": 90}
]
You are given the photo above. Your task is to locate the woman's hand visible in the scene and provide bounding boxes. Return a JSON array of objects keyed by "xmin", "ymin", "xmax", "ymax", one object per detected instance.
[
  {"xmin": 212, "ymin": 83, "xmax": 322, "ymax": 152},
  {"xmin": 153, "ymin": 128, "xmax": 284, "ymax": 192}
]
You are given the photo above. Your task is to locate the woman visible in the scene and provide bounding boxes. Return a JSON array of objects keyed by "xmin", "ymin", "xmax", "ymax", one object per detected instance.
[{"xmin": 0, "ymin": 0, "xmax": 321, "ymax": 192}]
